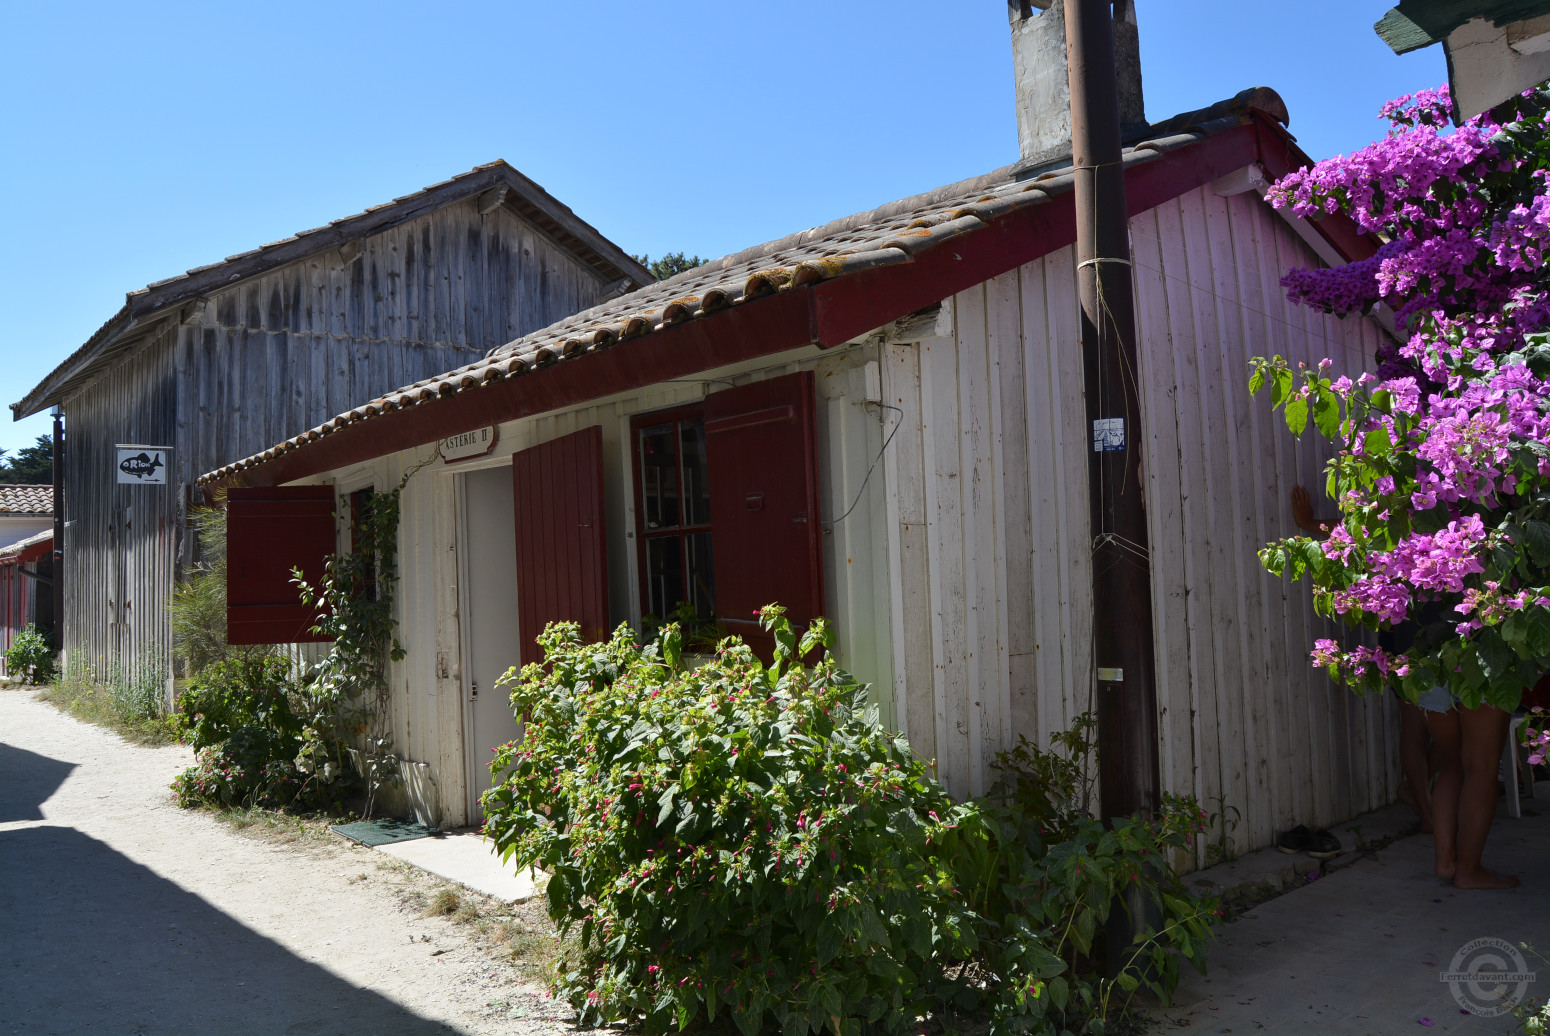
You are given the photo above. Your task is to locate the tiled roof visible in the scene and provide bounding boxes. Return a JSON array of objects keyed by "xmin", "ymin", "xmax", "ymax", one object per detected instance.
[
  {"xmin": 0, "ymin": 485, "xmax": 51, "ymax": 515},
  {"xmin": 12, "ymin": 161, "xmax": 653, "ymax": 420},
  {"xmin": 200, "ymin": 88, "xmax": 1291, "ymax": 487}
]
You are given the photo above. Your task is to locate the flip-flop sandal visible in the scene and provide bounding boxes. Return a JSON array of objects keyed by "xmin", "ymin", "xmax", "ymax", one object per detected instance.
[{"xmin": 1307, "ymin": 829, "xmax": 1342, "ymax": 859}]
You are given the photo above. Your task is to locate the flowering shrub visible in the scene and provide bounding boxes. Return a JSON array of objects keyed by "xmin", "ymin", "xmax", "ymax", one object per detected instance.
[
  {"xmin": 172, "ymin": 655, "xmax": 341, "ymax": 810},
  {"xmin": 483, "ymin": 610, "xmax": 979, "ymax": 1034},
  {"xmin": 482, "ymin": 611, "xmax": 1217, "ymax": 1034},
  {"xmin": 4, "ymin": 624, "xmax": 55, "ymax": 684},
  {"xmin": 1252, "ymin": 83, "xmax": 1550, "ymax": 710}
]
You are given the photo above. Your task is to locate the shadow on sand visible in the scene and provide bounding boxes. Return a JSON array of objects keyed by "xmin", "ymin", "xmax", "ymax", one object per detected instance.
[{"xmin": 0, "ymin": 742, "xmax": 462, "ymax": 1035}]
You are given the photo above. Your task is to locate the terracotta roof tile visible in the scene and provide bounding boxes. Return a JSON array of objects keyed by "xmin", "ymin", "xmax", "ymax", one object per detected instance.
[{"xmin": 0, "ymin": 485, "xmax": 52, "ymax": 514}]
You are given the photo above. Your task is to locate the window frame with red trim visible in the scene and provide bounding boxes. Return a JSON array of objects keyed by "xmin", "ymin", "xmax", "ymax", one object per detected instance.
[{"xmin": 629, "ymin": 402, "xmax": 717, "ymax": 630}]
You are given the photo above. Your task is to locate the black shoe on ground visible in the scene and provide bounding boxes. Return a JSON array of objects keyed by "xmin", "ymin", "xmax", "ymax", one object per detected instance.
[
  {"xmin": 1277, "ymin": 825, "xmax": 1313, "ymax": 854},
  {"xmin": 1307, "ymin": 829, "xmax": 1342, "ymax": 859}
]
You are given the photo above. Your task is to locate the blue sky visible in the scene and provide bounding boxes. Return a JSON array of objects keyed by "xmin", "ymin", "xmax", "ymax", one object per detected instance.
[{"xmin": 0, "ymin": 2, "xmax": 1445, "ymax": 458}]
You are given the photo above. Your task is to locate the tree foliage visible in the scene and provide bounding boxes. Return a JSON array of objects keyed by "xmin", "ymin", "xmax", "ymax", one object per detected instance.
[
  {"xmin": 1252, "ymin": 84, "xmax": 1550, "ymax": 710},
  {"xmin": 0, "ymin": 434, "xmax": 52, "ymax": 484},
  {"xmin": 631, "ymin": 252, "xmax": 706, "ymax": 281}
]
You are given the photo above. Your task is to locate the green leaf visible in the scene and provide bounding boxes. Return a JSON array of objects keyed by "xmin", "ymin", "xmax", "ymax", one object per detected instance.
[
  {"xmin": 1248, "ymin": 366, "xmax": 1266, "ymax": 396},
  {"xmin": 1271, "ymin": 366, "xmax": 1295, "ymax": 407},
  {"xmin": 1523, "ymin": 520, "xmax": 1550, "ymax": 567},
  {"xmin": 1284, "ymin": 396, "xmax": 1310, "ymax": 436},
  {"xmin": 816, "ymin": 913, "xmax": 845, "ymax": 966},
  {"xmin": 1312, "ymin": 386, "xmax": 1340, "ymax": 439},
  {"xmin": 657, "ymin": 785, "xmax": 679, "ymax": 826}
]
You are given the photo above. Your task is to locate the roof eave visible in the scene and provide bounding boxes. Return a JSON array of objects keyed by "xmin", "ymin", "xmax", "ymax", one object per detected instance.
[{"xmin": 12, "ymin": 161, "xmax": 650, "ymax": 420}]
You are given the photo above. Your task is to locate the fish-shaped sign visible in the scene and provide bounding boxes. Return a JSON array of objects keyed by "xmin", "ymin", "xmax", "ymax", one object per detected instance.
[{"xmin": 115, "ymin": 445, "xmax": 172, "ymax": 485}]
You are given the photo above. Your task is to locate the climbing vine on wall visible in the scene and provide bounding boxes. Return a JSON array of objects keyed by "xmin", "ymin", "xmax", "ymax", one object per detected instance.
[{"xmin": 294, "ymin": 471, "xmax": 414, "ymax": 817}]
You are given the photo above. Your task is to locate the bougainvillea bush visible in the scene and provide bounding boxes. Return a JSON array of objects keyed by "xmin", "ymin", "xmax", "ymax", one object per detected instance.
[
  {"xmin": 482, "ymin": 611, "xmax": 1217, "ymax": 1035},
  {"xmin": 1252, "ymin": 83, "xmax": 1550, "ymax": 711}
]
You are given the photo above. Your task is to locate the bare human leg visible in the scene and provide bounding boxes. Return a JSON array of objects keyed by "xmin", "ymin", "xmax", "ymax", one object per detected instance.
[
  {"xmin": 1397, "ymin": 701, "xmax": 1433, "ymax": 833},
  {"xmin": 1451, "ymin": 704, "xmax": 1520, "ymax": 890},
  {"xmin": 1426, "ymin": 708, "xmax": 1462, "ymax": 880}
]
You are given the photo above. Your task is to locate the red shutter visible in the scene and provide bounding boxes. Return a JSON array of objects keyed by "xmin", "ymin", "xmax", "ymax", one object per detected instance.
[
  {"xmin": 705, "ymin": 371, "xmax": 824, "ymax": 645},
  {"xmin": 226, "ymin": 486, "xmax": 337, "ymax": 645},
  {"xmin": 513, "ymin": 426, "xmax": 610, "ymax": 667}
]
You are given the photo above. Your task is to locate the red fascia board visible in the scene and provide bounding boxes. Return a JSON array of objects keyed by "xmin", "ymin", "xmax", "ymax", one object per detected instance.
[
  {"xmin": 0, "ymin": 537, "xmax": 52, "ymax": 566},
  {"xmin": 220, "ymin": 119, "xmax": 1317, "ymax": 490},
  {"xmin": 1253, "ymin": 117, "xmax": 1377, "ymax": 262},
  {"xmin": 813, "ymin": 121, "xmax": 1264, "ymax": 345}
]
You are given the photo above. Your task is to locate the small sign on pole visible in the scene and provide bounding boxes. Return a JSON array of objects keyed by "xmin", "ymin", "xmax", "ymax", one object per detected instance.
[
  {"xmin": 116, "ymin": 444, "xmax": 172, "ymax": 485},
  {"xmin": 439, "ymin": 426, "xmax": 498, "ymax": 463}
]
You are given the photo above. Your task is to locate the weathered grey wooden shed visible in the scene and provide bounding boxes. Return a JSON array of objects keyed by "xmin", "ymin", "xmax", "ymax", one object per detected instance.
[{"xmin": 10, "ymin": 162, "xmax": 650, "ymax": 680}]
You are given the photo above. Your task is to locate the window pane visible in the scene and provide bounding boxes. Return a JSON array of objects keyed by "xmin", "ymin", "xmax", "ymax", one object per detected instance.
[
  {"xmin": 638, "ymin": 424, "xmax": 680, "ymax": 529},
  {"xmin": 679, "ymin": 418, "xmax": 711, "ymax": 527},
  {"xmin": 685, "ymin": 531, "xmax": 715, "ymax": 619},
  {"xmin": 645, "ymin": 536, "xmax": 685, "ymax": 621}
]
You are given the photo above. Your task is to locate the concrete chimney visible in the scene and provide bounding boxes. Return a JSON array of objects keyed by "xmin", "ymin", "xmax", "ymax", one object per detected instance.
[{"xmin": 1009, "ymin": 0, "xmax": 1146, "ymax": 169}]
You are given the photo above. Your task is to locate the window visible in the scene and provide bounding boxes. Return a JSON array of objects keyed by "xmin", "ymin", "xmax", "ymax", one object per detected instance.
[
  {"xmin": 349, "ymin": 486, "xmax": 377, "ymax": 600},
  {"xmin": 630, "ymin": 371, "xmax": 825, "ymax": 652},
  {"xmin": 632, "ymin": 406, "xmax": 716, "ymax": 625}
]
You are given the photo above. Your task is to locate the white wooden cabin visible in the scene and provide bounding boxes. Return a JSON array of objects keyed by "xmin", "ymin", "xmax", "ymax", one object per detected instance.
[{"xmin": 202, "ymin": 87, "xmax": 1401, "ymax": 863}]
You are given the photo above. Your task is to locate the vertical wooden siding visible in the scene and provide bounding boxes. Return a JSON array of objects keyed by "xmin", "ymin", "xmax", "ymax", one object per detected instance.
[
  {"xmin": 885, "ymin": 183, "xmax": 1394, "ymax": 857},
  {"xmin": 172, "ymin": 197, "xmax": 605, "ymax": 486},
  {"xmin": 63, "ymin": 326, "xmax": 180, "ymax": 682},
  {"xmin": 61, "ymin": 196, "xmax": 608, "ymax": 676}
]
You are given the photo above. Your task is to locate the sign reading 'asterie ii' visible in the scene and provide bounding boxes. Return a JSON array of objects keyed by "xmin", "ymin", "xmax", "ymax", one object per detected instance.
[
  {"xmin": 115, "ymin": 445, "xmax": 172, "ymax": 485},
  {"xmin": 439, "ymin": 427, "xmax": 498, "ymax": 463}
]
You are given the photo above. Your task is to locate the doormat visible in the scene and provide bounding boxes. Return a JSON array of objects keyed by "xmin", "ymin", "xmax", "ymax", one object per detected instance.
[{"xmin": 330, "ymin": 818, "xmax": 438, "ymax": 847}]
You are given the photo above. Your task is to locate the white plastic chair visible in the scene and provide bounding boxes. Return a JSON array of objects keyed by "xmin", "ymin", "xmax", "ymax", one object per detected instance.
[{"xmin": 1504, "ymin": 713, "xmax": 1536, "ymax": 819}]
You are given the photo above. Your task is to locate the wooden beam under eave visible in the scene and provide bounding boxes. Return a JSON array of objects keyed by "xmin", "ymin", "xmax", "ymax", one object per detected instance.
[{"xmin": 477, "ymin": 186, "xmax": 511, "ymax": 215}]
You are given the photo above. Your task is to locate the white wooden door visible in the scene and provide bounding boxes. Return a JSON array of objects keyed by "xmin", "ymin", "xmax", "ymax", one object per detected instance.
[{"xmin": 459, "ymin": 465, "xmax": 522, "ymax": 819}]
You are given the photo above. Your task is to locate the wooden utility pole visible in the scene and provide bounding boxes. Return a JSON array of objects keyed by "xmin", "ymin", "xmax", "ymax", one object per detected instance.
[
  {"xmin": 51, "ymin": 409, "xmax": 64, "ymax": 650},
  {"xmin": 1064, "ymin": 0, "xmax": 1160, "ymax": 824}
]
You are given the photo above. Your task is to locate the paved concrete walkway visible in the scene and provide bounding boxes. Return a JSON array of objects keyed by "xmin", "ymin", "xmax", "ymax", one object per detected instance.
[
  {"xmin": 1149, "ymin": 784, "xmax": 1549, "ymax": 1034},
  {"xmin": 375, "ymin": 832, "xmax": 543, "ymax": 903}
]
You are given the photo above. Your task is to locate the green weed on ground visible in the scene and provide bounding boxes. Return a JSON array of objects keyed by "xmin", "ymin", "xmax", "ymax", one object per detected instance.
[
  {"xmin": 37, "ymin": 657, "xmax": 179, "ymax": 746},
  {"xmin": 209, "ymin": 804, "xmax": 336, "ymax": 847}
]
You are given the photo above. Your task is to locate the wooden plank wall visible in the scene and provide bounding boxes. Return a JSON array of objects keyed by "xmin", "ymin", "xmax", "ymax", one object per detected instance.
[
  {"xmin": 61, "ymin": 325, "xmax": 180, "ymax": 684},
  {"xmin": 61, "ymin": 196, "xmax": 609, "ymax": 678},
  {"xmin": 338, "ymin": 343, "xmax": 894, "ymax": 827},
  {"xmin": 885, "ymin": 182, "xmax": 1394, "ymax": 859},
  {"xmin": 172, "ymin": 196, "xmax": 606, "ymax": 487}
]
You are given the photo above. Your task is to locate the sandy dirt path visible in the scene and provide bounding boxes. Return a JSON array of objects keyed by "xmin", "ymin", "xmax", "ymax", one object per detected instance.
[{"xmin": 0, "ymin": 686, "xmax": 575, "ymax": 1036}]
